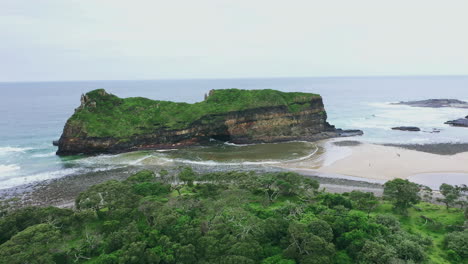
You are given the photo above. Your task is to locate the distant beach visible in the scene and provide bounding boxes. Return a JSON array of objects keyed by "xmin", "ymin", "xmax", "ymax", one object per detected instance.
[{"xmin": 281, "ymin": 138, "xmax": 468, "ymax": 189}]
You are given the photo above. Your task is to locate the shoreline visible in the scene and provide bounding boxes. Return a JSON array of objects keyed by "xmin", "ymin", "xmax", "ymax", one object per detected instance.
[
  {"xmin": 280, "ymin": 139, "xmax": 468, "ymax": 188},
  {"xmin": 2, "ymin": 140, "xmax": 468, "ymax": 208},
  {"xmin": 0, "ymin": 163, "xmax": 385, "ymax": 210}
]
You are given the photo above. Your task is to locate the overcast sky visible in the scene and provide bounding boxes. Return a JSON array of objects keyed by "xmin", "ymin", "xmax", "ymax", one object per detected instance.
[{"xmin": 1, "ymin": 0, "xmax": 467, "ymax": 82}]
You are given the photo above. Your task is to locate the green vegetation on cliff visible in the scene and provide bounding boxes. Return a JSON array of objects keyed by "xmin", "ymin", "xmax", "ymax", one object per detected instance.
[
  {"xmin": 0, "ymin": 170, "xmax": 466, "ymax": 264},
  {"xmin": 68, "ymin": 89, "xmax": 321, "ymax": 138}
]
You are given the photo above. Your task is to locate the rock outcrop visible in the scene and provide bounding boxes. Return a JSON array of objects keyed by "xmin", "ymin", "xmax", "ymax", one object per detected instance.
[
  {"xmin": 445, "ymin": 118, "xmax": 468, "ymax": 127},
  {"xmin": 394, "ymin": 99, "xmax": 468, "ymax": 108},
  {"xmin": 56, "ymin": 89, "xmax": 361, "ymax": 155},
  {"xmin": 391, "ymin": 126, "xmax": 421, "ymax": 132}
]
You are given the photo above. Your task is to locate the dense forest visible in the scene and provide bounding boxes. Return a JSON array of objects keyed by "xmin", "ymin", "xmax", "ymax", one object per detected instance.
[{"xmin": 0, "ymin": 169, "xmax": 466, "ymax": 264}]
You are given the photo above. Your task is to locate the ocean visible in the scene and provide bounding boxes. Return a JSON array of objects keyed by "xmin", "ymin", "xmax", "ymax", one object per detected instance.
[{"xmin": 1, "ymin": 76, "xmax": 467, "ymax": 189}]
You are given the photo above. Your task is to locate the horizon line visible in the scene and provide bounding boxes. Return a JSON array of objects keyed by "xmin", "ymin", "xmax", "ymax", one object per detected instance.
[{"xmin": 1, "ymin": 74, "xmax": 468, "ymax": 84}]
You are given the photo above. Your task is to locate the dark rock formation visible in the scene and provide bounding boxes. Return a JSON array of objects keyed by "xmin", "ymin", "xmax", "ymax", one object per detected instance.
[
  {"xmin": 336, "ymin": 129, "xmax": 364, "ymax": 137},
  {"xmin": 392, "ymin": 126, "xmax": 421, "ymax": 132},
  {"xmin": 445, "ymin": 118, "xmax": 468, "ymax": 127},
  {"xmin": 394, "ymin": 99, "xmax": 468, "ymax": 108},
  {"xmin": 56, "ymin": 89, "xmax": 362, "ymax": 155}
]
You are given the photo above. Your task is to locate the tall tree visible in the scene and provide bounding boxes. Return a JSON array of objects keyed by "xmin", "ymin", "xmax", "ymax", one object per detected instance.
[
  {"xmin": 438, "ymin": 184, "xmax": 461, "ymax": 210},
  {"xmin": 383, "ymin": 179, "xmax": 421, "ymax": 215},
  {"xmin": 178, "ymin": 167, "xmax": 197, "ymax": 187}
]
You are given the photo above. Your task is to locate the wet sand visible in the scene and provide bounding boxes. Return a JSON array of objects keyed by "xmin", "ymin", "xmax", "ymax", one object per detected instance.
[{"xmin": 282, "ymin": 139, "xmax": 468, "ymax": 187}]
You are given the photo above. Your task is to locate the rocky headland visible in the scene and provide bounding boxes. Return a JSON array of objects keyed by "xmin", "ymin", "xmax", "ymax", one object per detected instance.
[{"xmin": 57, "ymin": 89, "xmax": 361, "ymax": 155}]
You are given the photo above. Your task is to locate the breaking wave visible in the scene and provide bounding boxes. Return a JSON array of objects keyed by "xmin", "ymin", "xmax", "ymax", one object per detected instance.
[
  {"xmin": 0, "ymin": 164, "xmax": 21, "ymax": 174},
  {"xmin": 31, "ymin": 152, "xmax": 56, "ymax": 158},
  {"xmin": 0, "ymin": 147, "xmax": 34, "ymax": 155}
]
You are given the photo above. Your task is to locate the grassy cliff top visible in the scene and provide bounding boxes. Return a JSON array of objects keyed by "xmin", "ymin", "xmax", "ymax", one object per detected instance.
[{"xmin": 68, "ymin": 88, "xmax": 321, "ymax": 138}]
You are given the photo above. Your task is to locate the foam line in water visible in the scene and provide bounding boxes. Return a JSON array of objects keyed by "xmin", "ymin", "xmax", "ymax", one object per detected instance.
[
  {"xmin": 31, "ymin": 152, "xmax": 56, "ymax": 158},
  {"xmin": 129, "ymin": 155, "xmax": 152, "ymax": 165},
  {"xmin": 223, "ymin": 142, "xmax": 254, "ymax": 147},
  {"xmin": 224, "ymin": 140, "xmax": 310, "ymax": 147},
  {"xmin": 0, "ymin": 164, "xmax": 21, "ymax": 174},
  {"xmin": 0, "ymin": 165, "xmax": 123, "ymax": 190},
  {"xmin": 0, "ymin": 147, "xmax": 34, "ymax": 155},
  {"xmin": 0, "ymin": 167, "xmax": 80, "ymax": 190}
]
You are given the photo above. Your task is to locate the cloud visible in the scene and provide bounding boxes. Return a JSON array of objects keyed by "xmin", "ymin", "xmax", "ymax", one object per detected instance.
[{"xmin": 1, "ymin": 0, "xmax": 467, "ymax": 81}]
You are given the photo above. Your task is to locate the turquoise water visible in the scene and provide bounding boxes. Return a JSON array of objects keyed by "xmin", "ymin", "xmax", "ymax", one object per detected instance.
[{"xmin": 1, "ymin": 76, "xmax": 468, "ymax": 189}]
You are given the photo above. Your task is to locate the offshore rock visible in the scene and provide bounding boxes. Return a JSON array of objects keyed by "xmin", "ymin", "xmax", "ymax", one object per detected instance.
[
  {"xmin": 57, "ymin": 89, "xmax": 362, "ymax": 155},
  {"xmin": 391, "ymin": 126, "xmax": 421, "ymax": 132},
  {"xmin": 394, "ymin": 99, "xmax": 468, "ymax": 108},
  {"xmin": 445, "ymin": 118, "xmax": 468, "ymax": 127}
]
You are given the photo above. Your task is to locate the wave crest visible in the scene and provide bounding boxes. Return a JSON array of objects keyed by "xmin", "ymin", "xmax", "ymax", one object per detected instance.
[
  {"xmin": 0, "ymin": 164, "xmax": 21, "ymax": 174},
  {"xmin": 0, "ymin": 147, "xmax": 33, "ymax": 155}
]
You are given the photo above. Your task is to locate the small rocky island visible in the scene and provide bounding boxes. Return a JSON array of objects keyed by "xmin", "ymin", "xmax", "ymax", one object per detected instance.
[
  {"xmin": 394, "ymin": 99, "xmax": 468, "ymax": 108},
  {"xmin": 394, "ymin": 99, "xmax": 468, "ymax": 128},
  {"xmin": 391, "ymin": 126, "xmax": 421, "ymax": 132},
  {"xmin": 445, "ymin": 116, "xmax": 468, "ymax": 127},
  {"xmin": 56, "ymin": 89, "xmax": 361, "ymax": 155}
]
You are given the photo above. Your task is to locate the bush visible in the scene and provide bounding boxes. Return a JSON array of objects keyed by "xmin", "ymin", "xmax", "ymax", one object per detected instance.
[
  {"xmin": 383, "ymin": 179, "xmax": 421, "ymax": 215},
  {"xmin": 124, "ymin": 170, "xmax": 156, "ymax": 184},
  {"xmin": 444, "ymin": 231, "xmax": 468, "ymax": 259},
  {"xmin": 132, "ymin": 182, "xmax": 171, "ymax": 196}
]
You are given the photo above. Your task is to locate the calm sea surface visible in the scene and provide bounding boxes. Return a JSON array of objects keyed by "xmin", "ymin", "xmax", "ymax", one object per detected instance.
[{"xmin": 1, "ymin": 76, "xmax": 467, "ymax": 189}]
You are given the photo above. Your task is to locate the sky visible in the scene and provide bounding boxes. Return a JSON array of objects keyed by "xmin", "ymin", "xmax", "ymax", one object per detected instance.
[{"xmin": 1, "ymin": 0, "xmax": 468, "ymax": 82}]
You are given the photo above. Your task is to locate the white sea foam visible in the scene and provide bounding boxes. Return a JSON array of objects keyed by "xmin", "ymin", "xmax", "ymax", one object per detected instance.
[
  {"xmin": 75, "ymin": 152, "xmax": 154, "ymax": 166},
  {"xmin": 223, "ymin": 142, "xmax": 253, "ymax": 147},
  {"xmin": 31, "ymin": 152, "xmax": 56, "ymax": 158},
  {"xmin": 341, "ymin": 101, "xmax": 468, "ymax": 144},
  {"xmin": 0, "ymin": 167, "xmax": 81, "ymax": 190},
  {"xmin": 89, "ymin": 166, "xmax": 125, "ymax": 172},
  {"xmin": 129, "ymin": 155, "xmax": 152, "ymax": 165},
  {"xmin": 0, "ymin": 147, "xmax": 34, "ymax": 155},
  {"xmin": 0, "ymin": 164, "xmax": 20, "ymax": 174},
  {"xmin": 366, "ymin": 102, "xmax": 468, "ymax": 128}
]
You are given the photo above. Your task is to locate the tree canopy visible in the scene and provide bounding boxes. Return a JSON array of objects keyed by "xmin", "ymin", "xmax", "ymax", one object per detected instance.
[{"xmin": 0, "ymin": 170, "xmax": 465, "ymax": 263}]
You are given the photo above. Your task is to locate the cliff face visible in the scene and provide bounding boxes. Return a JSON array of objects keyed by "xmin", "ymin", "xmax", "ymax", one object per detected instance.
[{"xmin": 57, "ymin": 89, "xmax": 353, "ymax": 155}]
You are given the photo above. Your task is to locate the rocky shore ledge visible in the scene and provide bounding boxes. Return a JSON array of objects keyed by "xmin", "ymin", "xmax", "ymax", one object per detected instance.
[{"xmin": 56, "ymin": 89, "xmax": 361, "ymax": 155}]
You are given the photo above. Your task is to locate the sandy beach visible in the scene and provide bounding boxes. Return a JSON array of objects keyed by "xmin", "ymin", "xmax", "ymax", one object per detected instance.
[{"xmin": 281, "ymin": 139, "xmax": 468, "ymax": 188}]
